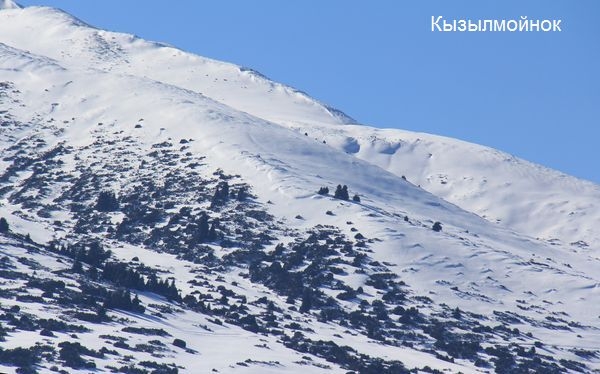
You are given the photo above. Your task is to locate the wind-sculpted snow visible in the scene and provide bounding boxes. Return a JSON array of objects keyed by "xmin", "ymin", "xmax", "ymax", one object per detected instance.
[
  {"xmin": 0, "ymin": 4, "xmax": 599, "ymax": 373},
  {"xmin": 289, "ymin": 124, "xmax": 600, "ymax": 252}
]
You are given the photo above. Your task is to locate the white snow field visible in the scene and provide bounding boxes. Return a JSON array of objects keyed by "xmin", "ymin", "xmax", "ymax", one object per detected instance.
[{"xmin": 0, "ymin": 3, "xmax": 599, "ymax": 373}]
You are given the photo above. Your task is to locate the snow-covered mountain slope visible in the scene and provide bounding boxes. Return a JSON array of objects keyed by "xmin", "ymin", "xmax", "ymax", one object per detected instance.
[
  {"xmin": 1, "ymin": 4, "xmax": 600, "ymax": 374},
  {"xmin": 291, "ymin": 124, "xmax": 600, "ymax": 251},
  {"xmin": 1, "ymin": 4, "xmax": 597, "ymax": 252},
  {"xmin": 1, "ymin": 4, "xmax": 599, "ymax": 251},
  {"xmin": 0, "ymin": 5, "xmax": 354, "ymax": 128}
]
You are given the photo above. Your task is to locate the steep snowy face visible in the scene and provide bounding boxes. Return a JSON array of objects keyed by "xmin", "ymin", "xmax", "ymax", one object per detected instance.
[{"xmin": 1, "ymin": 4, "xmax": 600, "ymax": 374}]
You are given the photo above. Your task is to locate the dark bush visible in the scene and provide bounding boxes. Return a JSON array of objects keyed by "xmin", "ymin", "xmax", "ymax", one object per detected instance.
[
  {"xmin": 0, "ymin": 347, "xmax": 40, "ymax": 368},
  {"xmin": 59, "ymin": 342, "xmax": 99, "ymax": 369},
  {"xmin": 40, "ymin": 328, "xmax": 55, "ymax": 337},
  {"xmin": 0, "ymin": 217, "xmax": 8, "ymax": 233},
  {"xmin": 333, "ymin": 185, "xmax": 349, "ymax": 200},
  {"xmin": 103, "ymin": 289, "xmax": 145, "ymax": 314},
  {"xmin": 122, "ymin": 327, "xmax": 170, "ymax": 337},
  {"xmin": 96, "ymin": 191, "xmax": 119, "ymax": 212},
  {"xmin": 172, "ymin": 338, "xmax": 187, "ymax": 349}
]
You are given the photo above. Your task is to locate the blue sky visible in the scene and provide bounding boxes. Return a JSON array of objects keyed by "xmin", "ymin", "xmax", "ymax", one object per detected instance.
[{"xmin": 18, "ymin": 0, "xmax": 600, "ymax": 183}]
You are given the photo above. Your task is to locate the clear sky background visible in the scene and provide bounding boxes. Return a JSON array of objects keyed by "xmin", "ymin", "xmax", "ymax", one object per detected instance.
[{"xmin": 17, "ymin": 0, "xmax": 600, "ymax": 183}]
